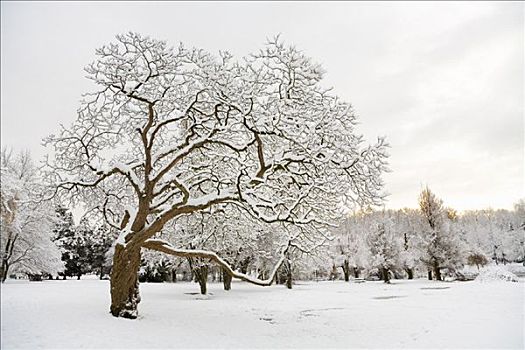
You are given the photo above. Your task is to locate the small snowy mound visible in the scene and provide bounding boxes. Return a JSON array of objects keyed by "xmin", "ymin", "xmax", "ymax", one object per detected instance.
[
  {"xmin": 475, "ymin": 266, "xmax": 519, "ymax": 283},
  {"xmin": 505, "ymin": 264, "xmax": 525, "ymax": 277}
]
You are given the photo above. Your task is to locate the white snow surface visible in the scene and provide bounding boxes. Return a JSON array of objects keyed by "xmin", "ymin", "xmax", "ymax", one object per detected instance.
[{"xmin": 1, "ymin": 278, "xmax": 524, "ymax": 349}]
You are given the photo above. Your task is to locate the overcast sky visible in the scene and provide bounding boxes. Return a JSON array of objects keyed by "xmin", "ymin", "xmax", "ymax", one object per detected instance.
[{"xmin": 1, "ymin": 1, "xmax": 523, "ymax": 211}]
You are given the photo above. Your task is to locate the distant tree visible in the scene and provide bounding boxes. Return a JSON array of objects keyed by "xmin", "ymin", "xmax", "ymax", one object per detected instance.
[
  {"xmin": 365, "ymin": 212, "xmax": 401, "ymax": 283},
  {"xmin": 458, "ymin": 207, "xmax": 523, "ymax": 265},
  {"xmin": 333, "ymin": 212, "xmax": 370, "ymax": 281},
  {"xmin": 58, "ymin": 217, "xmax": 94, "ymax": 279},
  {"xmin": 53, "ymin": 207, "xmax": 75, "ymax": 279},
  {"xmin": 467, "ymin": 253, "xmax": 488, "ymax": 270},
  {"xmin": 0, "ymin": 149, "xmax": 63, "ymax": 282},
  {"xmin": 140, "ymin": 250, "xmax": 177, "ymax": 283},
  {"xmin": 395, "ymin": 208, "xmax": 423, "ymax": 279},
  {"xmin": 418, "ymin": 187, "xmax": 464, "ymax": 281},
  {"xmin": 89, "ymin": 223, "xmax": 117, "ymax": 279}
]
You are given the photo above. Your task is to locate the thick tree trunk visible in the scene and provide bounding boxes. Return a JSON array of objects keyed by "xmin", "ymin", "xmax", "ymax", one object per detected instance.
[
  {"xmin": 353, "ymin": 267, "xmax": 360, "ymax": 279},
  {"xmin": 342, "ymin": 260, "xmax": 350, "ymax": 282},
  {"xmin": 382, "ymin": 267, "xmax": 390, "ymax": 283},
  {"xmin": 286, "ymin": 271, "xmax": 292, "ymax": 289},
  {"xmin": 194, "ymin": 265, "xmax": 208, "ymax": 295},
  {"xmin": 110, "ymin": 245, "xmax": 142, "ymax": 319},
  {"xmin": 407, "ymin": 268, "xmax": 414, "ymax": 280},
  {"xmin": 222, "ymin": 267, "xmax": 232, "ymax": 291},
  {"xmin": 433, "ymin": 262, "xmax": 441, "ymax": 281},
  {"xmin": 428, "ymin": 270, "xmax": 432, "ymax": 280}
]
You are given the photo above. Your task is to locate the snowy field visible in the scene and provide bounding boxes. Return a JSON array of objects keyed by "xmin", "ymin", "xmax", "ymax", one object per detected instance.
[{"xmin": 1, "ymin": 277, "xmax": 523, "ymax": 349}]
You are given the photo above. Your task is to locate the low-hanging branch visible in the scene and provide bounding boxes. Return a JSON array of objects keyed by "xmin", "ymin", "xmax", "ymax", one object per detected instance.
[{"xmin": 142, "ymin": 238, "xmax": 291, "ymax": 287}]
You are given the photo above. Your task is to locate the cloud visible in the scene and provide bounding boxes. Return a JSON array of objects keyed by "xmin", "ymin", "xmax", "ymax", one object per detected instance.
[{"xmin": 1, "ymin": 1, "xmax": 522, "ymax": 210}]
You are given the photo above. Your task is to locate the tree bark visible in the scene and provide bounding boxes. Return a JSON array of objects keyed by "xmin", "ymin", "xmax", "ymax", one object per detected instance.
[
  {"xmin": 222, "ymin": 267, "xmax": 232, "ymax": 291},
  {"xmin": 1, "ymin": 259, "xmax": 9, "ymax": 283},
  {"xmin": 342, "ymin": 260, "xmax": 350, "ymax": 282},
  {"xmin": 353, "ymin": 267, "xmax": 360, "ymax": 279},
  {"xmin": 285, "ymin": 259, "xmax": 292, "ymax": 289},
  {"xmin": 407, "ymin": 268, "xmax": 414, "ymax": 280},
  {"xmin": 194, "ymin": 265, "xmax": 208, "ymax": 295},
  {"xmin": 433, "ymin": 262, "xmax": 441, "ymax": 281},
  {"xmin": 428, "ymin": 270, "xmax": 432, "ymax": 280},
  {"xmin": 286, "ymin": 272, "xmax": 292, "ymax": 289},
  {"xmin": 110, "ymin": 245, "xmax": 142, "ymax": 319},
  {"xmin": 382, "ymin": 267, "xmax": 390, "ymax": 283}
]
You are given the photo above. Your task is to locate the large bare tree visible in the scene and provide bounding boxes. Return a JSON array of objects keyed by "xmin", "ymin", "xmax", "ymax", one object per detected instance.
[{"xmin": 44, "ymin": 33, "xmax": 388, "ymax": 318}]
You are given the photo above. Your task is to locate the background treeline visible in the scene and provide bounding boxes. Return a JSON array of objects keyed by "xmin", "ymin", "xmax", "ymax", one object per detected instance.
[{"xmin": 2, "ymin": 149, "xmax": 523, "ymax": 290}]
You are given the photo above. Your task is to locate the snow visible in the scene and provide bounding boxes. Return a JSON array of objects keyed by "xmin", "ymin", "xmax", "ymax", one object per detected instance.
[
  {"xmin": 475, "ymin": 265, "xmax": 520, "ymax": 283},
  {"xmin": 2, "ymin": 278, "xmax": 523, "ymax": 349}
]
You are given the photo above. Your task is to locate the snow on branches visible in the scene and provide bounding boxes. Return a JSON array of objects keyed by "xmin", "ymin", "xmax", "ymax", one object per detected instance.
[
  {"xmin": 43, "ymin": 33, "xmax": 388, "ymax": 318},
  {"xmin": 0, "ymin": 150, "xmax": 63, "ymax": 281}
]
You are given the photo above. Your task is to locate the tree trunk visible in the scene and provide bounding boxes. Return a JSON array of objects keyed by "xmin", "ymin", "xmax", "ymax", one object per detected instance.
[
  {"xmin": 353, "ymin": 267, "xmax": 360, "ymax": 279},
  {"xmin": 285, "ymin": 259, "xmax": 292, "ymax": 289},
  {"xmin": 342, "ymin": 260, "xmax": 350, "ymax": 282},
  {"xmin": 222, "ymin": 267, "xmax": 232, "ymax": 291},
  {"xmin": 194, "ymin": 265, "xmax": 208, "ymax": 295},
  {"xmin": 239, "ymin": 258, "xmax": 250, "ymax": 274},
  {"xmin": 1, "ymin": 259, "xmax": 9, "ymax": 283},
  {"xmin": 286, "ymin": 272, "xmax": 292, "ymax": 289},
  {"xmin": 77, "ymin": 274, "xmax": 81, "ymax": 280},
  {"xmin": 382, "ymin": 267, "xmax": 390, "ymax": 283},
  {"xmin": 99, "ymin": 266, "xmax": 104, "ymax": 280},
  {"xmin": 433, "ymin": 262, "xmax": 441, "ymax": 281},
  {"xmin": 110, "ymin": 245, "xmax": 142, "ymax": 319},
  {"xmin": 407, "ymin": 268, "xmax": 414, "ymax": 280},
  {"xmin": 428, "ymin": 270, "xmax": 432, "ymax": 280}
]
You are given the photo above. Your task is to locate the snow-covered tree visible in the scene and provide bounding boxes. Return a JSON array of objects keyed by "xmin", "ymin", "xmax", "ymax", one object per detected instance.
[
  {"xmin": 44, "ymin": 33, "xmax": 388, "ymax": 318},
  {"xmin": 395, "ymin": 208, "xmax": 424, "ymax": 279},
  {"xmin": 418, "ymin": 187, "xmax": 465, "ymax": 280},
  {"xmin": 0, "ymin": 150, "xmax": 63, "ymax": 282},
  {"xmin": 53, "ymin": 207, "xmax": 78, "ymax": 279},
  {"xmin": 54, "ymin": 209, "xmax": 116, "ymax": 279},
  {"xmin": 458, "ymin": 206, "xmax": 524, "ymax": 265},
  {"xmin": 90, "ymin": 223, "xmax": 117, "ymax": 279},
  {"xmin": 59, "ymin": 217, "xmax": 94, "ymax": 279},
  {"xmin": 366, "ymin": 213, "xmax": 401, "ymax": 283},
  {"xmin": 332, "ymin": 212, "xmax": 370, "ymax": 280}
]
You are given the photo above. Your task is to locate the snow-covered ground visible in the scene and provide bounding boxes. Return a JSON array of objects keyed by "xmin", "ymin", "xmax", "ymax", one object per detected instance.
[{"xmin": 1, "ymin": 277, "xmax": 523, "ymax": 349}]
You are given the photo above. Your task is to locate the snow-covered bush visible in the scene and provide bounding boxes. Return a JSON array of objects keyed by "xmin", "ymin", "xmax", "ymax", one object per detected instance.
[{"xmin": 475, "ymin": 265, "xmax": 519, "ymax": 283}]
